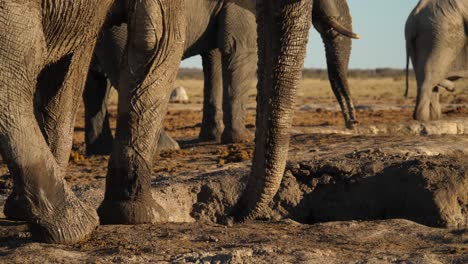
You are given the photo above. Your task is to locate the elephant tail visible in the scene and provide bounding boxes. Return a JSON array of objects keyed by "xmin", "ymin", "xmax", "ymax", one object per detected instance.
[{"xmin": 405, "ymin": 45, "xmax": 410, "ymax": 98}]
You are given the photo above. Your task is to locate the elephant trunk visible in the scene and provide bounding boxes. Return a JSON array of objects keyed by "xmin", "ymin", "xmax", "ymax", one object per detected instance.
[
  {"xmin": 239, "ymin": 0, "xmax": 312, "ymax": 221},
  {"xmin": 314, "ymin": 0, "xmax": 358, "ymax": 129}
]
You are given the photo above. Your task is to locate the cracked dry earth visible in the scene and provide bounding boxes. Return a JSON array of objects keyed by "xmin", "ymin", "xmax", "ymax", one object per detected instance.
[{"xmin": 0, "ymin": 81, "xmax": 467, "ymax": 263}]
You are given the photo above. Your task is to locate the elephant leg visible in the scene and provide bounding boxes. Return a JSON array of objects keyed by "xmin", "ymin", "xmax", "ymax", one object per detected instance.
[
  {"xmin": 0, "ymin": 6, "xmax": 97, "ymax": 243},
  {"xmin": 220, "ymin": 51, "xmax": 256, "ymax": 143},
  {"xmin": 314, "ymin": 9, "xmax": 357, "ymax": 129},
  {"xmin": 413, "ymin": 23, "xmax": 465, "ymax": 121},
  {"xmin": 2, "ymin": 55, "xmax": 80, "ymax": 220},
  {"xmin": 437, "ymin": 79, "xmax": 456, "ymax": 92},
  {"xmin": 414, "ymin": 52, "xmax": 461, "ymax": 121},
  {"xmin": 219, "ymin": 2, "xmax": 257, "ymax": 144},
  {"xmin": 199, "ymin": 49, "xmax": 224, "ymax": 142},
  {"xmin": 430, "ymin": 87, "xmax": 442, "ymax": 120},
  {"xmin": 237, "ymin": 0, "xmax": 312, "ymax": 220},
  {"xmin": 98, "ymin": 1, "xmax": 185, "ymax": 224},
  {"xmin": 83, "ymin": 63, "xmax": 114, "ymax": 156}
]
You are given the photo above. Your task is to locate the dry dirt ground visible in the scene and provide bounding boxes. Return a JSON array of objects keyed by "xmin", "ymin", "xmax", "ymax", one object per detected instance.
[{"xmin": 0, "ymin": 78, "xmax": 467, "ymax": 263}]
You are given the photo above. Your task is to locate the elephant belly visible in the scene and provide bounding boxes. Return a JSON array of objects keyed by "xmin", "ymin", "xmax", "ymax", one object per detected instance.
[
  {"xmin": 182, "ymin": 0, "xmax": 222, "ymax": 58},
  {"xmin": 42, "ymin": 0, "xmax": 114, "ymax": 62}
]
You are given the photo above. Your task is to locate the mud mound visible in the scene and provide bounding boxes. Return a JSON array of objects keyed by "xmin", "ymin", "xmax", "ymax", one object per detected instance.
[
  {"xmin": 276, "ymin": 150, "xmax": 467, "ymax": 227},
  {"xmin": 192, "ymin": 151, "xmax": 468, "ymax": 228}
]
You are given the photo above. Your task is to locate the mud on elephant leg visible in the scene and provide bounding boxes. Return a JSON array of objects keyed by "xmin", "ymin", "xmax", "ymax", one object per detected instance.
[
  {"xmin": 83, "ymin": 65, "xmax": 114, "ymax": 156},
  {"xmin": 2, "ymin": 54, "xmax": 79, "ymax": 220},
  {"xmin": 0, "ymin": 16, "xmax": 98, "ymax": 243},
  {"xmin": 98, "ymin": 1, "xmax": 185, "ymax": 224},
  {"xmin": 199, "ymin": 49, "xmax": 224, "ymax": 142},
  {"xmin": 236, "ymin": 0, "xmax": 312, "ymax": 221}
]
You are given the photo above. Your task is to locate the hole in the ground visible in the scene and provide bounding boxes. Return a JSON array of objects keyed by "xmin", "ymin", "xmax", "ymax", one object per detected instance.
[{"xmin": 187, "ymin": 150, "xmax": 467, "ymax": 228}]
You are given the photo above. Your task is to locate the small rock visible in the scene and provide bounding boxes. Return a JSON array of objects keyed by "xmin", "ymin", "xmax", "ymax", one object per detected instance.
[{"xmin": 170, "ymin": 86, "xmax": 189, "ymax": 103}]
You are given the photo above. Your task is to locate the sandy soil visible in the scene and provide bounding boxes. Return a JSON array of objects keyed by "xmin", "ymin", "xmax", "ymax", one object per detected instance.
[{"xmin": 0, "ymin": 78, "xmax": 467, "ymax": 263}]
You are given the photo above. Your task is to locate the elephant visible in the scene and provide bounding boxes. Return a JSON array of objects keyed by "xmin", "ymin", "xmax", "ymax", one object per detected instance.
[
  {"xmin": 405, "ymin": 0, "xmax": 468, "ymax": 121},
  {"xmin": 86, "ymin": 0, "xmax": 258, "ymax": 155},
  {"xmin": 83, "ymin": 0, "xmax": 359, "ymax": 156},
  {"xmin": 0, "ymin": 0, "xmax": 187, "ymax": 243},
  {"xmin": 0, "ymin": 0, "xmax": 343, "ymax": 244}
]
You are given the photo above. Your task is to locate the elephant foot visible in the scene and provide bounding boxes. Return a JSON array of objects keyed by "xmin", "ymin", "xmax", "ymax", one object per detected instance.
[
  {"xmin": 199, "ymin": 125, "xmax": 223, "ymax": 142},
  {"xmin": 97, "ymin": 199, "xmax": 168, "ymax": 224},
  {"xmin": 229, "ymin": 198, "xmax": 271, "ymax": 224},
  {"xmin": 4, "ymin": 192, "xmax": 28, "ymax": 220},
  {"xmin": 221, "ymin": 128, "xmax": 253, "ymax": 144},
  {"xmin": 345, "ymin": 119, "xmax": 359, "ymax": 130},
  {"xmin": 157, "ymin": 131, "xmax": 180, "ymax": 152},
  {"xmin": 29, "ymin": 196, "xmax": 99, "ymax": 244}
]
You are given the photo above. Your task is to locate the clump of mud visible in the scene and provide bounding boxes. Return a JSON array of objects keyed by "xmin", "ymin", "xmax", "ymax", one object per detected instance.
[
  {"xmin": 218, "ymin": 144, "xmax": 254, "ymax": 165},
  {"xmin": 0, "ymin": 174, "xmax": 12, "ymax": 197},
  {"xmin": 192, "ymin": 150, "xmax": 467, "ymax": 228},
  {"xmin": 69, "ymin": 151, "xmax": 86, "ymax": 164},
  {"xmin": 191, "ymin": 170, "xmax": 247, "ymax": 222},
  {"xmin": 158, "ymin": 149, "xmax": 188, "ymax": 159}
]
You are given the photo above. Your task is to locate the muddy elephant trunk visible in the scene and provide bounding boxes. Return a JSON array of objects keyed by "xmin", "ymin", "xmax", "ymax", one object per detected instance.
[{"xmin": 239, "ymin": 0, "xmax": 312, "ymax": 221}]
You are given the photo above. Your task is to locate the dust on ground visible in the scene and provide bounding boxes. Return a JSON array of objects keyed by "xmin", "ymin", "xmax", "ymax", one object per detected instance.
[{"xmin": 0, "ymin": 78, "xmax": 467, "ymax": 263}]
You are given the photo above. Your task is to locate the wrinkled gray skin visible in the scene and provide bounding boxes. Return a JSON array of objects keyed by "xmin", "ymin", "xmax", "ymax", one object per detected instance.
[
  {"xmin": 405, "ymin": 0, "xmax": 468, "ymax": 121},
  {"xmin": 313, "ymin": 0, "xmax": 359, "ymax": 129},
  {"xmin": 1, "ymin": 0, "xmax": 186, "ymax": 243},
  {"xmin": 0, "ymin": 0, "xmax": 114, "ymax": 243},
  {"xmin": 84, "ymin": 27, "xmax": 187, "ymax": 155},
  {"xmin": 86, "ymin": 0, "xmax": 257, "ymax": 155},
  {"xmin": 84, "ymin": 0, "xmax": 359, "ymax": 155},
  {"xmin": 238, "ymin": 0, "xmax": 314, "ymax": 220},
  {"xmin": 0, "ymin": 0, "xmax": 340, "ymax": 243}
]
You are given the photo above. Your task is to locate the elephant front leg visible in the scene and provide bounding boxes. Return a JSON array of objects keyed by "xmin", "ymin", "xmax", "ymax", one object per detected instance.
[
  {"xmin": 98, "ymin": 0, "xmax": 185, "ymax": 224},
  {"xmin": 0, "ymin": 11, "xmax": 98, "ymax": 243},
  {"xmin": 199, "ymin": 49, "xmax": 224, "ymax": 142},
  {"xmin": 83, "ymin": 62, "xmax": 114, "ymax": 156}
]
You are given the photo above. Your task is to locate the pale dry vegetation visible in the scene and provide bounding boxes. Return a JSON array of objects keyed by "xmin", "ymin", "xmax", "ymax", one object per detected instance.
[{"xmin": 171, "ymin": 75, "xmax": 468, "ymax": 107}]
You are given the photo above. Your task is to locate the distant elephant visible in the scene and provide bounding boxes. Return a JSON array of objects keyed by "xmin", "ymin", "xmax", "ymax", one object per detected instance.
[
  {"xmin": 84, "ymin": 0, "xmax": 359, "ymax": 156},
  {"xmin": 85, "ymin": 0, "xmax": 257, "ymax": 157},
  {"xmin": 405, "ymin": 0, "xmax": 468, "ymax": 121},
  {"xmin": 0, "ymin": 1, "xmax": 187, "ymax": 243}
]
